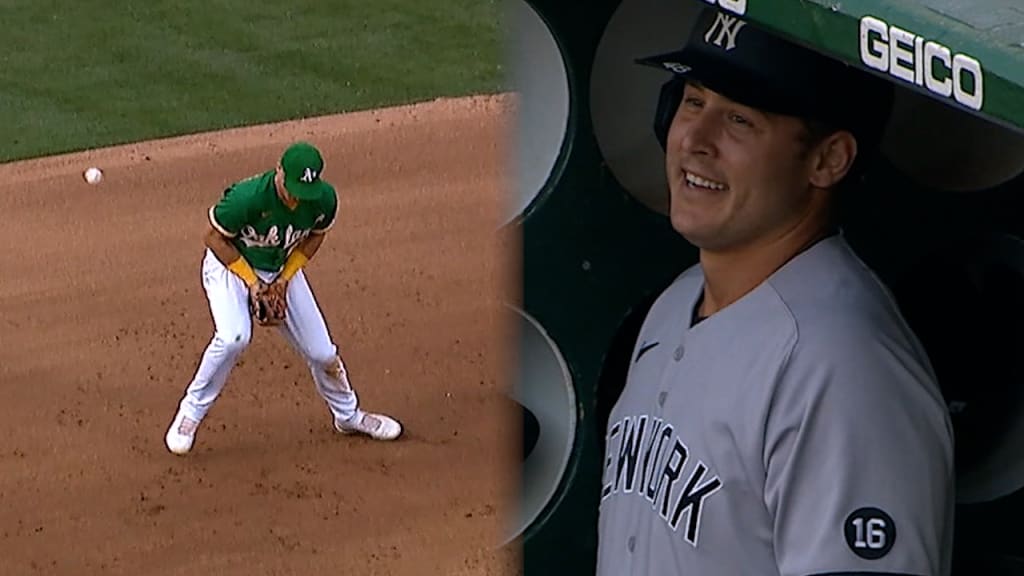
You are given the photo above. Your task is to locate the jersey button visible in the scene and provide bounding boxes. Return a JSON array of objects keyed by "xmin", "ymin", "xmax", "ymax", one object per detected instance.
[
  {"xmin": 658, "ymin": 391, "xmax": 668, "ymax": 407},
  {"xmin": 628, "ymin": 535, "xmax": 636, "ymax": 553},
  {"xmin": 673, "ymin": 344, "xmax": 685, "ymax": 362}
]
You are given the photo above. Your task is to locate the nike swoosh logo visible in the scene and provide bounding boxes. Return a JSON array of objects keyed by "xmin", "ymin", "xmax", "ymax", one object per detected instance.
[{"xmin": 635, "ymin": 341, "xmax": 660, "ymax": 363}]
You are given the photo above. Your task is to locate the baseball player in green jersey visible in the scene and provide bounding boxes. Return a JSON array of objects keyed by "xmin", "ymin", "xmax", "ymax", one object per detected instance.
[
  {"xmin": 597, "ymin": 6, "xmax": 954, "ymax": 576},
  {"xmin": 165, "ymin": 141, "xmax": 402, "ymax": 455}
]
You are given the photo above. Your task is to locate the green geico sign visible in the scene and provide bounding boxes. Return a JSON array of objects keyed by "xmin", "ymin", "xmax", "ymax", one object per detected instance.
[{"xmin": 859, "ymin": 15, "xmax": 984, "ymax": 111}]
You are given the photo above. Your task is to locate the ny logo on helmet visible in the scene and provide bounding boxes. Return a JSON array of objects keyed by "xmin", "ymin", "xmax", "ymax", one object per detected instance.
[
  {"xmin": 704, "ymin": 12, "xmax": 747, "ymax": 51},
  {"xmin": 300, "ymin": 167, "xmax": 319, "ymax": 183}
]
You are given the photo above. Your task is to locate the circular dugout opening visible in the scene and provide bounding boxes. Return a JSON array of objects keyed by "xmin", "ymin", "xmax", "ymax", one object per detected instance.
[
  {"xmin": 503, "ymin": 0, "xmax": 572, "ymax": 226},
  {"xmin": 589, "ymin": 0, "xmax": 704, "ymax": 216},
  {"xmin": 952, "ymin": 233, "xmax": 1024, "ymax": 504},
  {"xmin": 957, "ymin": 386, "xmax": 1024, "ymax": 505},
  {"xmin": 881, "ymin": 89, "xmax": 1024, "ymax": 193},
  {"xmin": 590, "ymin": 1, "xmax": 1024, "ymax": 211},
  {"xmin": 502, "ymin": 305, "xmax": 578, "ymax": 545}
]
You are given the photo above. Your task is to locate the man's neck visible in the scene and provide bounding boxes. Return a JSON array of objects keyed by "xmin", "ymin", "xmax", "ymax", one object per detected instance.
[
  {"xmin": 276, "ymin": 187, "xmax": 299, "ymax": 211},
  {"xmin": 698, "ymin": 224, "xmax": 833, "ymax": 318}
]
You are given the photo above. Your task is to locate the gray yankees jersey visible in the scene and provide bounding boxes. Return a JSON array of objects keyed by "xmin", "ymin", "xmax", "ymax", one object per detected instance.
[{"xmin": 596, "ymin": 234, "xmax": 954, "ymax": 576}]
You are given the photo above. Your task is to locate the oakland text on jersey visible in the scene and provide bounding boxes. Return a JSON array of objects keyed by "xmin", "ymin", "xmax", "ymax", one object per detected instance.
[
  {"xmin": 601, "ymin": 414, "xmax": 723, "ymax": 545},
  {"xmin": 239, "ymin": 224, "xmax": 313, "ymax": 252},
  {"xmin": 859, "ymin": 15, "xmax": 984, "ymax": 111}
]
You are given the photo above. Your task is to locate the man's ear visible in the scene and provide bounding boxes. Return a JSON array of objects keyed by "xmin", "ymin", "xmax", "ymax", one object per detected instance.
[{"xmin": 809, "ymin": 130, "xmax": 858, "ymax": 189}]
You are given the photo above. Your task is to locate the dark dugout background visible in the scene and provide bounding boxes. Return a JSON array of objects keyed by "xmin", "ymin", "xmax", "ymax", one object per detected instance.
[{"xmin": 500, "ymin": 1, "xmax": 1024, "ymax": 574}]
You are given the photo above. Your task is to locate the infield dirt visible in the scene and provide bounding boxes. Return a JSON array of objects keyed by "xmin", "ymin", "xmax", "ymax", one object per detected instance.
[{"xmin": 0, "ymin": 94, "xmax": 520, "ymax": 575}]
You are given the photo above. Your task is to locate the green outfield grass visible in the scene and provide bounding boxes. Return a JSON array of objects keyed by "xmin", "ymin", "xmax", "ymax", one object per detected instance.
[{"xmin": 0, "ymin": 0, "xmax": 504, "ymax": 162}]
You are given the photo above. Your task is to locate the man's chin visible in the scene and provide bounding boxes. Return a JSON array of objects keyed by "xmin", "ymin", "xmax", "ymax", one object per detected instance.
[{"xmin": 669, "ymin": 213, "xmax": 711, "ymax": 248}]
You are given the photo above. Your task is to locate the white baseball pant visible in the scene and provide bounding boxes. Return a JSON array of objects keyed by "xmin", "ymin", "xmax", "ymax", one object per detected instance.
[{"xmin": 174, "ymin": 248, "xmax": 359, "ymax": 424}]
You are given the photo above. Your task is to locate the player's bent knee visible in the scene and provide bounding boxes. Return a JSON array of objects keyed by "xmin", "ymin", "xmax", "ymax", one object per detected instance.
[
  {"xmin": 216, "ymin": 329, "xmax": 252, "ymax": 355},
  {"xmin": 323, "ymin": 355, "xmax": 345, "ymax": 380}
]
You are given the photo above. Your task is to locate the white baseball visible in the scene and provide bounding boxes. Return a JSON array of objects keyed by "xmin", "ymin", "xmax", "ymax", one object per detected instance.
[{"xmin": 84, "ymin": 167, "xmax": 103, "ymax": 184}]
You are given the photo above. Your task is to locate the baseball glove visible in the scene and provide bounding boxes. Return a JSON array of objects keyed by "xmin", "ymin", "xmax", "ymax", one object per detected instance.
[{"xmin": 249, "ymin": 281, "xmax": 287, "ymax": 326}]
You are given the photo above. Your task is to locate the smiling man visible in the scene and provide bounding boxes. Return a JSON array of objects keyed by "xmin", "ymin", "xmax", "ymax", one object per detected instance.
[{"xmin": 596, "ymin": 7, "xmax": 955, "ymax": 576}]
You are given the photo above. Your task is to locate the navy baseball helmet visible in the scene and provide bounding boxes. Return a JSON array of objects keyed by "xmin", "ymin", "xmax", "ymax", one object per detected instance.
[{"xmin": 638, "ymin": 7, "xmax": 894, "ymax": 160}]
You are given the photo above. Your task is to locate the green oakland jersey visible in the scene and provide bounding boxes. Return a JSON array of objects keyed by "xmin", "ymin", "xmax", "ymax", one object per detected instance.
[{"xmin": 208, "ymin": 170, "xmax": 337, "ymax": 272}]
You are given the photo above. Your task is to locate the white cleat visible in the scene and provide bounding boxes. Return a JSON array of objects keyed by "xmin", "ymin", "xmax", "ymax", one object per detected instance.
[
  {"xmin": 334, "ymin": 411, "xmax": 403, "ymax": 441},
  {"xmin": 165, "ymin": 410, "xmax": 200, "ymax": 455}
]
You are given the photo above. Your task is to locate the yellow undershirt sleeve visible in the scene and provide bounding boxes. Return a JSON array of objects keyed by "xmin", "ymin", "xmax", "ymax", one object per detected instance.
[
  {"xmin": 227, "ymin": 257, "xmax": 259, "ymax": 287},
  {"xmin": 280, "ymin": 250, "xmax": 309, "ymax": 282}
]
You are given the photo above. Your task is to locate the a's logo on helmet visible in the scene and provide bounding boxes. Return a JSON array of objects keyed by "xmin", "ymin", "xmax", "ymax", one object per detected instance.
[
  {"xmin": 300, "ymin": 167, "xmax": 319, "ymax": 183},
  {"xmin": 704, "ymin": 12, "xmax": 747, "ymax": 51}
]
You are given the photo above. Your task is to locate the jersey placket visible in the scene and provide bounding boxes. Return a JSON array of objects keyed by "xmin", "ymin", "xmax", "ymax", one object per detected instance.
[
  {"xmin": 627, "ymin": 323, "xmax": 696, "ymax": 569},
  {"xmin": 613, "ymin": 333, "xmax": 683, "ymax": 569},
  {"xmin": 657, "ymin": 315, "xmax": 695, "ymax": 414}
]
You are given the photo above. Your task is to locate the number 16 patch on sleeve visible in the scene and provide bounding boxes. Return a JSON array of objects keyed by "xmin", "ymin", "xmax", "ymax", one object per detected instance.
[{"xmin": 844, "ymin": 507, "xmax": 896, "ymax": 560}]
